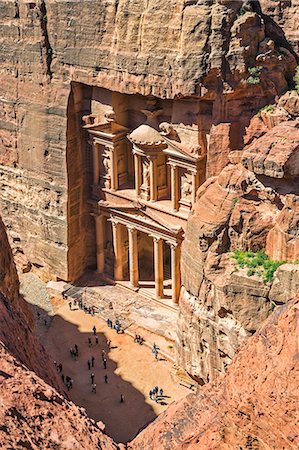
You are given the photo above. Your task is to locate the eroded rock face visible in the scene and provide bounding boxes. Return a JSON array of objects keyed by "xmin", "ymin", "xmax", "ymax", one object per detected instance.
[
  {"xmin": 0, "ymin": 0, "xmax": 297, "ymax": 280},
  {"xmin": 242, "ymin": 121, "xmax": 299, "ymax": 178},
  {"xmin": 0, "ymin": 344, "xmax": 121, "ymax": 450},
  {"xmin": 130, "ymin": 298, "xmax": 299, "ymax": 449},
  {"xmin": 177, "ymin": 113, "xmax": 299, "ymax": 381},
  {"xmin": 0, "ymin": 212, "xmax": 63, "ymax": 390}
]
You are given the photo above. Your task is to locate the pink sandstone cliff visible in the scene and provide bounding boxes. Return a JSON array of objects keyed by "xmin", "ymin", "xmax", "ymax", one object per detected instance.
[
  {"xmin": 130, "ymin": 297, "xmax": 299, "ymax": 449},
  {"xmin": 176, "ymin": 92, "xmax": 299, "ymax": 383},
  {"xmin": 0, "ymin": 213, "xmax": 121, "ymax": 448},
  {"xmin": 0, "ymin": 0, "xmax": 297, "ymax": 281}
]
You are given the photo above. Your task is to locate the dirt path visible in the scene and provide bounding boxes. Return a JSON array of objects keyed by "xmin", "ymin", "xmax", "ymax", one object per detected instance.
[{"xmin": 44, "ymin": 302, "xmax": 188, "ymax": 444}]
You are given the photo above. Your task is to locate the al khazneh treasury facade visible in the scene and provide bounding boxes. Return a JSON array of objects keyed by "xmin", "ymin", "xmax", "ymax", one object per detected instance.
[{"xmin": 83, "ymin": 93, "xmax": 205, "ymax": 305}]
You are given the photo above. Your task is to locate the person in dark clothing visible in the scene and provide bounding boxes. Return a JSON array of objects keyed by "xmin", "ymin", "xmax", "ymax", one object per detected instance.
[
  {"xmin": 104, "ymin": 375, "xmax": 108, "ymax": 384},
  {"xmin": 90, "ymin": 372, "xmax": 95, "ymax": 384},
  {"xmin": 103, "ymin": 358, "xmax": 107, "ymax": 370},
  {"xmin": 120, "ymin": 394, "xmax": 124, "ymax": 403},
  {"xmin": 74, "ymin": 344, "xmax": 78, "ymax": 356},
  {"xmin": 88, "ymin": 338, "xmax": 92, "ymax": 347},
  {"xmin": 92, "ymin": 383, "xmax": 96, "ymax": 394},
  {"xmin": 91, "ymin": 356, "xmax": 95, "ymax": 367},
  {"xmin": 92, "ymin": 325, "xmax": 96, "ymax": 335},
  {"xmin": 95, "ymin": 336, "xmax": 99, "ymax": 345}
]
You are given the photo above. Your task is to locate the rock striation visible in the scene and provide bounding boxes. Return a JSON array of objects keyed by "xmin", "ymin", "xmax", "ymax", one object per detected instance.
[
  {"xmin": 177, "ymin": 105, "xmax": 299, "ymax": 382},
  {"xmin": 130, "ymin": 297, "xmax": 299, "ymax": 449},
  {"xmin": 0, "ymin": 0, "xmax": 297, "ymax": 281},
  {"xmin": 0, "ymin": 211, "xmax": 63, "ymax": 390}
]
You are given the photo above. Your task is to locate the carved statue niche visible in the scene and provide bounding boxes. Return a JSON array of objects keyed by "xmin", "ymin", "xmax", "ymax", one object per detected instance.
[
  {"xmin": 101, "ymin": 148, "xmax": 111, "ymax": 189},
  {"xmin": 181, "ymin": 172, "xmax": 192, "ymax": 200},
  {"xmin": 142, "ymin": 160, "xmax": 150, "ymax": 188}
]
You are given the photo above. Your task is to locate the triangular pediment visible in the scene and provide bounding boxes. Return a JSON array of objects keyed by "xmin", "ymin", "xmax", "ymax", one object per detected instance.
[
  {"xmin": 99, "ymin": 201, "xmax": 183, "ymax": 235},
  {"xmin": 163, "ymin": 136, "xmax": 199, "ymax": 161}
]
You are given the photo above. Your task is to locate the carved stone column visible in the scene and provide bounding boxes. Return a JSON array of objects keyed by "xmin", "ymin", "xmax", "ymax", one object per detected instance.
[
  {"xmin": 92, "ymin": 144, "xmax": 100, "ymax": 185},
  {"xmin": 134, "ymin": 152, "xmax": 142, "ymax": 196},
  {"xmin": 153, "ymin": 236, "xmax": 164, "ymax": 299},
  {"xmin": 149, "ymin": 156, "xmax": 158, "ymax": 202},
  {"xmin": 111, "ymin": 220, "xmax": 123, "ymax": 280},
  {"xmin": 128, "ymin": 227, "xmax": 139, "ymax": 288},
  {"xmin": 170, "ymin": 242, "xmax": 181, "ymax": 304},
  {"xmin": 170, "ymin": 163, "xmax": 179, "ymax": 211},
  {"xmin": 191, "ymin": 170, "xmax": 198, "ymax": 205},
  {"xmin": 95, "ymin": 215, "xmax": 105, "ymax": 273},
  {"xmin": 110, "ymin": 147, "xmax": 118, "ymax": 191}
]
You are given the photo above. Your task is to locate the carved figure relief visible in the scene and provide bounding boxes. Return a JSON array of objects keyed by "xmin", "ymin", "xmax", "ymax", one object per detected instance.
[
  {"xmin": 181, "ymin": 173, "xmax": 192, "ymax": 200},
  {"xmin": 142, "ymin": 160, "xmax": 150, "ymax": 188}
]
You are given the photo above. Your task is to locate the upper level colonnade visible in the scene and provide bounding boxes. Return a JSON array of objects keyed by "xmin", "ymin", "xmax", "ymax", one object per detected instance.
[{"xmin": 83, "ymin": 111, "xmax": 203, "ymax": 215}]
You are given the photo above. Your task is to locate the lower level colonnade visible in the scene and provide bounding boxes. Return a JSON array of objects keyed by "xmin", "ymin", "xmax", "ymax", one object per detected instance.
[{"xmin": 95, "ymin": 213, "xmax": 182, "ymax": 305}]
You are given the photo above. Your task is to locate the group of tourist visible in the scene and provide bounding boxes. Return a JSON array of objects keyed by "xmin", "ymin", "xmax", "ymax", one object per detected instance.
[
  {"xmin": 61, "ymin": 296, "xmax": 167, "ymax": 406},
  {"xmin": 106, "ymin": 318, "xmax": 124, "ymax": 334},
  {"xmin": 54, "ymin": 361, "xmax": 73, "ymax": 391},
  {"xmin": 63, "ymin": 291, "xmax": 96, "ymax": 316},
  {"xmin": 134, "ymin": 334, "xmax": 144, "ymax": 345},
  {"xmin": 149, "ymin": 385, "xmax": 164, "ymax": 402}
]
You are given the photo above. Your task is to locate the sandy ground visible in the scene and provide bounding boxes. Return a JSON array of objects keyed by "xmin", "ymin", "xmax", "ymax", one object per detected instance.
[{"xmin": 44, "ymin": 302, "xmax": 189, "ymax": 443}]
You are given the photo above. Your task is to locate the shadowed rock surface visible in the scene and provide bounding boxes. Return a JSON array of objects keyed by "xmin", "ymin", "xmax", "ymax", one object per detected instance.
[{"xmin": 130, "ymin": 297, "xmax": 299, "ymax": 449}]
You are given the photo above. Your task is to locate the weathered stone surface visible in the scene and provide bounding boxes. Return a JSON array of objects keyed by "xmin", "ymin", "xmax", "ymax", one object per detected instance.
[
  {"xmin": 178, "ymin": 113, "xmax": 299, "ymax": 381},
  {"xmin": 266, "ymin": 195, "xmax": 299, "ymax": 262},
  {"xmin": 0, "ymin": 0, "xmax": 297, "ymax": 280},
  {"xmin": 0, "ymin": 343, "xmax": 121, "ymax": 450},
  {"xmin": 242, "ymin": 121, "xmax": 299, "ymax": 178},
  {"xmin": 269, "ymin": 263, "xmax": 299, "ymax": 304},
  {"xmin": 259, "ymin": 0, "xmax": 299, "ymax": 54},
  {"xmin": 130, "ymin": 298, "xmax": 299, "ymax": 449}
]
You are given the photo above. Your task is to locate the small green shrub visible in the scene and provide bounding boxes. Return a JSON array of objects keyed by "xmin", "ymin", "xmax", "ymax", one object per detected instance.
[
  {"xmin": 239, "ymin": 5, "xmax": 246, "ymax": 16},
  {"xmin": 257, "ymin": 104, "xmax": 275, "ymax": 117},
  {"xmin": 248, "ymin": 66, "xmax": 263, "ymax": 76},
  {"xmin": 247, "ymin": 66, "xmax": 263, "ymax": 85},
  {"xmin": 231, "ymin": 250, "xmax": 286, "ymax": 283}
]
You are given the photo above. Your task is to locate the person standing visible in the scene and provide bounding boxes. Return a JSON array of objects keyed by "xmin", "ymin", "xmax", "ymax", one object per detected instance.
[
  {"xmin": 95, "ymin": 336, "xmax": 99, "ymax": 345},
  {"xmin": 103, "ymin": 358, "xmax": 107, "ymax": 370},
  {"xmin": 92, "ymin": 383, "xmax": 96, "ymax": 394},
  {"xmin": 90, "ymin": 372, "xmax": 95, "ymax": 384},
  {"xmin": 101, "ymin": 350, "xmax": 106, "ymax": 361},
  {"xmin": 74, "ymin": 344, "xmax": 78, "ymax": 357},
  {"xmin": 91, "ymin": 356, "xmax": 95, "ymax": 367},
  {"xmin": 120, "ymin": 394, "xmax": 124, "ymax": 403},
  {"xmin": 92, "ymin": 325, "xmax": 96, "ymax": 335},
  {"xmin": 104, "ymin": 375, "xmax": 108, "ymax": 384}
]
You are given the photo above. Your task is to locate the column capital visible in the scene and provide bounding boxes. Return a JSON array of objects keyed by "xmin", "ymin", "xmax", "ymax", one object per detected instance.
[
  {"xmin": 127, "ymin": 226, "xmax": 138, "ymax": 235},
  {"xmin": 110, "ymin": 219, "xmax": 119, "ymax": 228},
  {"xmin": 168, "ymin": 161, "xmax": 178, "ymax": 169},
  {"xmin": 151, "ymin": 235, "xmax": 162, "ymax": 243}
]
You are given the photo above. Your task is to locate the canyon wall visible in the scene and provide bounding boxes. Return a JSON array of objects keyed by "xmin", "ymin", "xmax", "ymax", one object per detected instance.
[
  {"xmin": 0, "ymin": 0, "xmax": 297, "ymax": 281},
  {"xmin": 131, "ymin": 297, "xmax": 299, "ymax": 449},
  {"xmin": 177, "ymin": 96, "xmax": 299, "ymax": 383},
  {"xmin": 0, "ymin": 212, "xmax": 63, "ymax": 391}
]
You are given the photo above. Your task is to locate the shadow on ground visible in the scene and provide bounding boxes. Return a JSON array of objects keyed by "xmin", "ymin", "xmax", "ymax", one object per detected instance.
[{"xmin": 29, "ymin": 302, "xmax": 157, "ymax": 444}]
